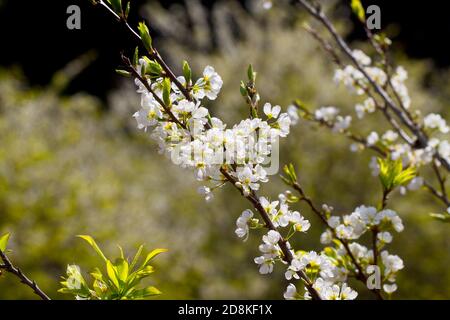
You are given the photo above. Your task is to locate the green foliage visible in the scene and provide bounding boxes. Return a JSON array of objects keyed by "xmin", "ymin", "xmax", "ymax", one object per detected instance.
[
  {"xmin": 377, "ymin": 157, "xmax": 416, "ymax": 192},
  {"xmin": 138, "ymin": 21, "xmax": 153, "ymax": 53},
  {"xmin": 182, "ymin": 60, "xmax": 192, "ymax": 84},
  {"xmin": 107, "ymin": 0, "xmax": 123, "ymax": 16},
  {"xmin": 0, "ymin": 233, "xmax": 10, "ymax": 252},
  {"xmin": 281, "ymin": 163, "xmax": 298, "ymax": 186},
  {"xmin": 59, "ymin": 236, "xmax": 166, "ymax": 300},
  {"xmin": 143, "ymin": 57, "xmax": 164, "ymax": 80},
  {"xmin": 430, "ymin": 213, "xmax": 450, "ymax": 223},
  {"xmin": 162, "ymin": 78, "xmax": 171, "ymax": 106},
  {"xmin": 350, "ymin": 0, "xmax": 366, "ymax": 23}
]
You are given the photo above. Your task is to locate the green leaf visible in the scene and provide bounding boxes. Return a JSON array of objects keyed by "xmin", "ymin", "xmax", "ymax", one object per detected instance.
[
  {"xmin": 133, "ymin": 47, "xmax": 139, "ymax": 67},
  {"xmin": 124, "ymin": 1, "xmax": 131, "ymax": 19},
  {"xmin": 130, "ymin": 245, "xmax": 144, "ymax": 270},
  {"xmin": 106, "ymin": 260, "xmax": 120, "ymax": 289},
  {"xmin": 247, "ymin": 64, "xmax": 256, "ymax": 82},
  {"xmin": 142, "ymin": 248, "xmax": 167, "ymax": 267},
  {"xmin": 129, "ymin": 286, "xmax": 161, "ymax": 299},
  {"xmin": 77, "ymin": 235, "xmax": 108, "ymax": 262},
  {"xmin": 0, "ymin": 233, "xmax": 10, "ymax": 252},
  {"xmin": 377, "ymin": 157, "xmax": 416, "ymax": 191},
  {"xmin": 162, "ymin": 78, "xmax": 171, "ymax": 106},
  {"xmin": 240, "ymin": 81, "xmax": 247, "ymax": 97},
  {"xmin": 109, "ymin": 0, "xmax": 123, "ymax": 15},
  {"xmin": 351, "ymin": 0, "xmax": 366, "ymax": 22},
  {"xmin": 115, "ymin": 69, "xmax": 131, "ymax": 78},
  {"xmin": 430, "ymin": 213, "xmax": 450, "ymax": 223},
  {"xmin": 138, "ymin": 22, "xmax": 153, "ymax": 53},
  {"xmin": 114, "ymin": 258, "xmax": 129, "ymax": 282},
  {"xmin": 182, "ymin": 60, "xmax": 192, "ymax": 84}
]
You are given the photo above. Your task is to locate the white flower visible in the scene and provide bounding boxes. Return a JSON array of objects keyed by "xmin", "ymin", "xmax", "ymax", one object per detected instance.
[
  {"xmin": 194, "ymin": 66, "xmax": 223, "ymax": 100},
  {"xmin": 383, "ymin": 283, "xmax": 398, "ymax": 294},
  {"xmin": 285, "ymin": 257, "xmax": 305, "ymax": 280},
  {"xmin": 261, "ymin": 0, "xmax": 273, "ymax": 10},
  {"xmin": 291, "ymin": 212, "xmax": 311, "ymax": 232},
  {"xmin": 315, "ymin": 106, "xmax": 339, "ymax": 122},
  {"xmin": 263, "ymin": 103, "xmax": 281, "ymax": 119},
  {"xmin": 236, "ymin": 165, "xmax": 261, "ymax": 196},
  {"xmin": 352, "ymin": 49, "xmax": 371, "ymax": 66},
  {"xmin": 260, "ymin": 197, "xmax": 279, "ymax": 217},
  {"xmin": 235, "ymin": 209, "xmax": 253, "ymax": 240},
  {"xmin": 377, "ymin": 209, "xmax": 404, "ymax": 232},
  {"xmin": 356, "ymin": 205, "xmax": 378, "ymax": 226},
  {"xmin": 287, "ymin": 105, "xmax": 299, "ymax": 125},
  {"xmin": 335, "ymin": 224, "xmax": 353, "ymax": 239},
  {"xmin": 133, "ymin": 94, "xmax": 163, "ymax": 130},
  {"xmin": 424, "ymin": 113, "xmax": 449, "ymax": 134},
  {"xmin": 320, "ymin": 230, "xmax": 333, "ymax": 244},
  {"xmin": 369, "ymin": 156, "xmax": 380, "ymax": 176},
  {"xmin": 381, "ymin": 251, "xmax": 404, "ymax": 275},
  {"xmin": 355, "ymin": 97, "xmax": 376, "ymax": 119},
  {"xmin": 366, "ymin": 67, "xmax": 387, "ymax": 86},
  {"xmin": 382, "ymin": 130, "xmax": 399, "ymax": 143},
  {"xmin": 332, "ymin": 115, "xmax": 352, "ymax": 133},
  {"xmin": 198, "ymin": 186, "xmax": 213, "ymax": 202},
  {"xmin": 277, "ymin": 113, "xmax": 292, "ymax": 138},
  {"xmin": 407, "ymin": 176, "xmax": 423, "ymax": 191},
  {"xmin": 367, "ymin": 131, "xmax": 379, "ymax": 146},
  {"xmin": 339, "ymin": 283, "xmax": 358, "ymax": 300},
  {"xmin": 263, "ymin": 230, "xmax": 281, "ymax": 245},
  {"xmin": 283, "ymin": 284, "xmax": 298, "ymax": 300},
  {"xmin": 377, "ymin": 231, "xmax": 393, "ymax": 244},
  {"xmin": 327, "ymin": 216, "xmax": 341, "ymax": 229},
  {"xmin": 254, "ymin": 255, "xmax": 275, "ymax": 274}
]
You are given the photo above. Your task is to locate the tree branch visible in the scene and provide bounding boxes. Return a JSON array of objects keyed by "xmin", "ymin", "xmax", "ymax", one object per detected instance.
[{"xmin": 0, "ymin": 250, "xmax": 51, "ymax": 300}]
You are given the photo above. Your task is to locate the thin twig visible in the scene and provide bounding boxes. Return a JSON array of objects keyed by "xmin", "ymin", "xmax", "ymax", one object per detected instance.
[
  {"xmin": 291, "ymin": 182, "xmax": 384, "ymax": 300},
  {"xmin": 296, "ymin": 0, "xmax": 450, "ymax": 173},
  {"xmin": 0, "ymin": 250, "xmax": 51, "ymax": 300},
  {"xmin": 96, "ymin": 0, "xmax": 193, "ymax": 101},
  {"xmin": 219, "ymin": 166, "xmax": 322, "ymax": 300}
]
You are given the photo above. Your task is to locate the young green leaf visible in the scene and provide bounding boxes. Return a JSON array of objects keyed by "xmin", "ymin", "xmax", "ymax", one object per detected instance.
[
  {"xmin": 182, "ymin": 60, "xmax": 192, "ymax": 84},
  {"xmin": 115, "ymin": 69, "xmax": 131, "ymax": 78},
  {"xmin": 124, "ymin": 1, "xmax": 131, "ymax": 19},
  {"xmin": 351, "ymin": 0, "xmax": 366, "ymax": 23},
  {"xmin": 247, "ymin": 64, "xmax": 256, "ymax": 82},
  {"xmin": 77, "ymin": 235, "xmax": 108, "ymax": 262},
  {"xmin": 106, "ymin": 260, "xmax": 120, "ymax": 289},
  {"xmin": 142, "ymin": 248, "xmax": 168, "ymax": 267},
  {"xmin": 109, "ymin": 0, "xmax": 123, "ymax": 15},
  {"xmin": 130, "ymin": 245, "xmax": 144, "ymax": 270},
  {"xmin": 162, "ymin": 78, "xmax": 171, "ymax": 106},
  {"xmin": 133, "ymin": 47, "xmax": 139, "ymax": 67},
  {"xmin": 0, "ymin": 233, "xmax": 10, "ymax": 252},
  {"xmin": 430, "ymin": 213, "xmax": 450, "ymax": 223},
  {"xmin": 138, "ymin": 22, "xmax": 153, "ymax": 53}
]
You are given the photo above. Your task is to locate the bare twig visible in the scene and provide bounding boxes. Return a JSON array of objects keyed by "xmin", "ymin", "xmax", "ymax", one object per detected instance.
[{"xmin": 0, "ymin": 250, "xmax": 51, "ymax": 300}]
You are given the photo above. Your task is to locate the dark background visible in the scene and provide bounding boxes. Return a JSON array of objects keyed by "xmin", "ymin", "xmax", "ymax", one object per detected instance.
[{"xmin": 1, "ymin": 0, "xmax": 449, "ymax": 100}]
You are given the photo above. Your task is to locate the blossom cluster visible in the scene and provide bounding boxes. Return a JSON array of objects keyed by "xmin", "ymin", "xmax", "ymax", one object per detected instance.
[
  {"xmin": 319, "ymin": 205, "xmax": 404, "ymax": 295},
  {"xmin": 302, "ymin": 48, "xmax": 450, "ymax": 206},
  {"xmin": 235, "ymin": 191, "xmax": 360, "ymax": 300},
  {"xmin": 132, "ymin": 59, "xmax": 292, "ymax": 201}
]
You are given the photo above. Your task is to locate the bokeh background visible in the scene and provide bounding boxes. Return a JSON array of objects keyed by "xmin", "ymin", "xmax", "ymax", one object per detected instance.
[{"xmin": 0, "ymin": 0, "xmax": 449, "ymax": 299}]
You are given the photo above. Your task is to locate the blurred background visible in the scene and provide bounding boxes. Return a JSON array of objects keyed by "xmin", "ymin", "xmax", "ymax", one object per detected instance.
[{"xmin": 0, "ymin": 0, "xmax": 449, "ymax": 299}]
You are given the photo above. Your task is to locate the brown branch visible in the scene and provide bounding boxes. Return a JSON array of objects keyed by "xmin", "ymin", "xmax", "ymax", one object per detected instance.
[
  {"xmin": 96, "ymin": 0, "xmax": 192, "ymax": 101},
  {"xmin": 0, "ymin": 250, "xmax": 51, "ymax": 300},
  {"xmin": 296, "ymin": 0, "xmax": 450, "ymax": 172}
]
